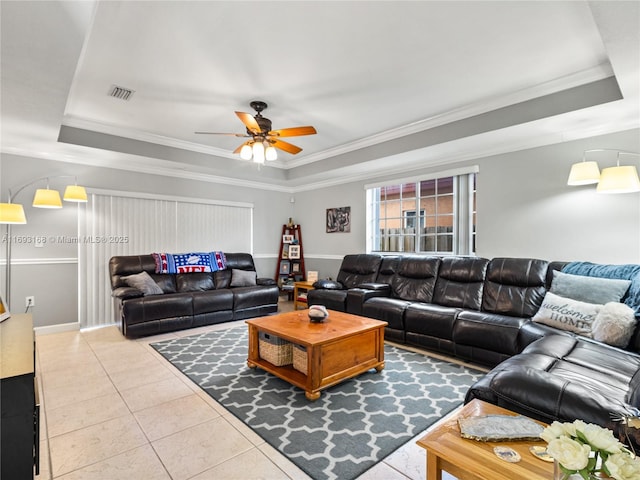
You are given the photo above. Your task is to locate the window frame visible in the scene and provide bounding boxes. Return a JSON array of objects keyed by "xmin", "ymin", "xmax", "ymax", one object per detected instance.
[{"xmin": 365, "ymin": 166, "xmax": 478, "ymax": 255}]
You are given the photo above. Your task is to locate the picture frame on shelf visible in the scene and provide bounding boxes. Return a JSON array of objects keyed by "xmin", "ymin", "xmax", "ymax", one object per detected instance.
[
  {"xmin": 282, "ymin": 234, "xmax": 294, "ymax": 244},
  {"xmin": 292, "ymin": 262, "xmax": 301, "ymax": 273},
  {"xmin": 279, "ymin": 261, "xmax": 290, "ymax": 275},
  {"xmin": 288, "ymin": 245, "xmax": 301, "ymax": 259},
  {"xmin": 307, "ymin": 271, "xmax": 318, "ymax": 283}
]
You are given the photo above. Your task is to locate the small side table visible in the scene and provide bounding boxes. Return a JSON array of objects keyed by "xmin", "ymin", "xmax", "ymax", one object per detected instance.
[{"xmin": 293, "ymin": 281, "xmax": 315, "ymax": 310}]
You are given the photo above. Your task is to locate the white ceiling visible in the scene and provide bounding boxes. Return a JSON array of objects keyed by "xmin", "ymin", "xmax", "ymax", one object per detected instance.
[{"xmin": 1, "ymin": 1, "xmax": 639, "ymax": 191}]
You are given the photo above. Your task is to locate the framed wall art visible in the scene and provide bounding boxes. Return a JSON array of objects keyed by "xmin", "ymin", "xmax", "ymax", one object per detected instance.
[
  {"xmin": 288, "ymin": 245, "xmax": 301, "ymax": 259},
  {"xmin": 279, "ymin": 261, "xmax": 290, "ymax": 275},
  {"xmin": 282, "ymin": 234, "xmax": 294, "ymax": 243},
  {"xmin": 326, "ymin": 206, "xmax": 351, "ymax": 233}
]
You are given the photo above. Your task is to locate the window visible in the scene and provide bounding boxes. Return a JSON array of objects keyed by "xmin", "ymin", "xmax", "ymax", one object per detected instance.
[
  {"xmin": 404, "ymin": 210, "xmax": 425, "ymax": 229},
  {"xmin": 366, "ymin": 168, "xmax": 477, "ymax": 255}
]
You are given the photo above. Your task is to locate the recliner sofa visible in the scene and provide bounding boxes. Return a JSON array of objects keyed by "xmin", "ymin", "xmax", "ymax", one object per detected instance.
[
  {"xmin": 109, "ymin": 253, "xmax": 279, "ymax": 337},
  {"xmin": 308, "ymin": 253, "xmax": 640, "ymax": 444}
]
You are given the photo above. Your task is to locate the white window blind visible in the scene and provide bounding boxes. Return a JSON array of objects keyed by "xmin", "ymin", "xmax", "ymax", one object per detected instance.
[{"xmin": 78, "ymin": 192, "xmax": 252, "ymax": 329}]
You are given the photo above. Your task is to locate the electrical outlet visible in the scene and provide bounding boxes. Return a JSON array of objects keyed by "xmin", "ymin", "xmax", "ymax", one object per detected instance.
[{"xmin": 26, "ymin": 296, "xmax": 35, "ymax": 308}]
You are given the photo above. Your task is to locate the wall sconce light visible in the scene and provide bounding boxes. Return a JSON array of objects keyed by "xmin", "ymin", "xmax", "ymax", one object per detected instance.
[
  {"xmin": 1, "ymin": 175, "xmax": 88, "ymax": 307},
  {"xmin": 567, "ymin": 149, "xmax": 640, "ymax": 194}
]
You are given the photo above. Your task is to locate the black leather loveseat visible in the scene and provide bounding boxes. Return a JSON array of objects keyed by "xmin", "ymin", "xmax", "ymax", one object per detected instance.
[
  {"xmin": 308, "ymin": 253, "xmax": 640, "ymax": 444},
  {"xmin": 109, "ymin": 253, "xmax": 279, "ymax": 337}
]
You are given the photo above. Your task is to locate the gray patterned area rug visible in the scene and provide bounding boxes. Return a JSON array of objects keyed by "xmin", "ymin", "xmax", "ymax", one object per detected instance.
[{"xmin": 151, "ymin": 327, "xmax": 483, "ymax": 480}]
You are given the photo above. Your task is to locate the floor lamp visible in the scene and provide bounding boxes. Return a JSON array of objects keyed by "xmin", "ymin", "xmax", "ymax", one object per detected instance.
[{"xmin": 0, "ymin": 176, "xmax": 87, "ymax": 309}]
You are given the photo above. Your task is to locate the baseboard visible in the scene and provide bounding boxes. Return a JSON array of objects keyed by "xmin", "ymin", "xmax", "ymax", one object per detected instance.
[{"xmin": 34, "ymin": 322, "xmax": 80, "ymax": 336}]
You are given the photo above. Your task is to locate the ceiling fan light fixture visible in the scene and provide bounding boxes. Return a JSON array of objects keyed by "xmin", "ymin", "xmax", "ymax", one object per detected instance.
[
  {"xmin": 252, "ymin": 142, "xmax": 265, "ymax": 164},
  {"xmin": 265, "ymin": 145, "xmax": 277, "ymax": 161},
  {"xmin": 240, "ymin": 144, "xmax": 253, "ymax": 160}
]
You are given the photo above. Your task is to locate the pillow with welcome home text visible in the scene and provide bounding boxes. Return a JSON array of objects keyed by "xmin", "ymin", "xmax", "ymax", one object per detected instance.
[{"xmin": 532, "ymin": 291, "xmax": 601, "ymax": 337}]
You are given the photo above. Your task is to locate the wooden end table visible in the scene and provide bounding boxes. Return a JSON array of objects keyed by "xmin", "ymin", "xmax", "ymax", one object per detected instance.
[
  {"xmin": 246, "ymin": 310, "xmax": 387, "ymax": 400},
  {"xmin": 416, "ymin": 399, "xmax": 553, "ymax": 480},
  {"xmin": 293, "ymin": 280, "xmax": 315, "ymax": 310}
]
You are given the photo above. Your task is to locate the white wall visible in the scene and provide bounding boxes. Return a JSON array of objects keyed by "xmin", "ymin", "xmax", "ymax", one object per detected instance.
[{"xmin": 295, "ymin": 128, "xmax": 640, "ymax": 279}]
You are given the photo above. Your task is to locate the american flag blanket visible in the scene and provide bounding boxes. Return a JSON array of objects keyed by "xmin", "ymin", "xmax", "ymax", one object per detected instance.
[{"xmin": 152, "ymin": 251, "xmax": 227, "ymax": 274}]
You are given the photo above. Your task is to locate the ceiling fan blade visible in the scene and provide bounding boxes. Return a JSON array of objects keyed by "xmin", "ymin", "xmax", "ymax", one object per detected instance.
[
  {"xmin": 270, "ymin": 138, "xmax": 302, "ymax": 155},
  {"xmin": 233, "ymin": 141, "xmax": 252, "ymax": 154},
  {"xmin": 268, "ymin": 126, "xmax": 317, "ymax": 137},
  {"xmin": 235, "ymin": 111, "xmax": 261, "ymax": 134},
  {"xmin": 194, "ymin": 132, "xmax": 248, "ymax": 136}
]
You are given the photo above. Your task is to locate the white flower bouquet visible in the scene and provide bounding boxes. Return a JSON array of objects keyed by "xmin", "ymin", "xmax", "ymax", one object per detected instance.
[{"xmin": 541, "ymin": 420, "xmax": 640, "ymax": 480}]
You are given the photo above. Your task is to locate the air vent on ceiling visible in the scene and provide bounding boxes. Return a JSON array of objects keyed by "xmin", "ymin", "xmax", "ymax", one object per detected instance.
[{"xmin": 108, "ymin": 85, "xmax": 134, "ymax": 101}]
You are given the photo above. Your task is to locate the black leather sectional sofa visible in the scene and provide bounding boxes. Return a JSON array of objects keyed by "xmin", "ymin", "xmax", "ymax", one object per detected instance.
[
  {"xmin": 308, "ymin": 254, "xmax": 640, "ymax": 444},
  {"xmin": 109, "ymin": 253, "xmax": 279, "ymax": 337}
]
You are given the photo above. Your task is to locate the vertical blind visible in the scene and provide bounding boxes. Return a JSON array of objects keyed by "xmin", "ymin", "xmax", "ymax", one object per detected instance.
[{"xmin": 78, "ymin": 192, "xmax": 252, "ymax": 329}]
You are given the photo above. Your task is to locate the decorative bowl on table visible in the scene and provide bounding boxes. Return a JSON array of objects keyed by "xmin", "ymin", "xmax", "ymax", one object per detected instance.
[{"xmin": 308, "ymin": 305, "xmax": 329, "ymax": 323}]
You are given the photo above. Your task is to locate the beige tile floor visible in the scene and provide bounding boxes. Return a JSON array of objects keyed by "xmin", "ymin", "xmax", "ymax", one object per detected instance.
[{"xmin": 34, "ymin": 299, "xmax": 460, "ymax": 480}]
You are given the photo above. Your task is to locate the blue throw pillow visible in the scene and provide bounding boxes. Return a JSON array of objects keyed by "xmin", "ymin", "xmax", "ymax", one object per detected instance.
[{"xmin": 551, "ymin": 271, "xmax": 631, "ymax": 305}]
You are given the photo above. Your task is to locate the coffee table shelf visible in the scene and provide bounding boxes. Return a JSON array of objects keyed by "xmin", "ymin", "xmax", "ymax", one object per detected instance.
[{"xmin": 246, "ymin": 310, "xmax": 387, "ymax": 400}]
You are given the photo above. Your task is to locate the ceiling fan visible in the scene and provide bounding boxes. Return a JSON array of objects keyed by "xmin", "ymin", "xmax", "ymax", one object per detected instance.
[{"xmin": 195, "ymin": 101, "xmax": 317, "ymax": 163}]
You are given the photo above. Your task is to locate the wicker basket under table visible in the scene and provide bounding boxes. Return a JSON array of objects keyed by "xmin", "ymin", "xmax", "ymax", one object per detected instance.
[{"xmin": 258, "ymin": 332, "xmax": 292, "ymax": 366}]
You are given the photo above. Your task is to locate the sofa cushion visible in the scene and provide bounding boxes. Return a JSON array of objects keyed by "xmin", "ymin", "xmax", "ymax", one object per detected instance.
[
  {"xmin": 150, "ymin": 274, "xmax": 177, "ymax": 294},
  {"xmin": 123, "ymin": 271, "xmax": 163, "ymax": 296},
  {"xmin": 192, "ymin": 290, "xmax": 233, "ymax": 314},
  {"xmin": 432, "ymin": 256, "xmax": 489, "ymax": 309},
  {"xmin": 454, "ymin": 310, "xmax": 529, "ymax": 357},
  {"xmin": 335, "ymin": 254, "xmax": 383, "ymax": 288},
  {"xmin": 307, "ymin": 289, "xmax": 349, "ymax": 311},
  {"xmin": 551, "ymin": 270, "xmax": 631, "ymax": 304},
  {"xmin": 482, "ymin": 257, "xmax": 548, "ymax": 317},
  {"xmin": 176, "ymin": 273, "xmax": 215, "ymax": 292},
  {"xmin": 390, "ymin": 256, "xmax": 441, "ymax": 302},
  {"xmin": 233, "ymin": 285, "xmax": 279, "ymax": 310},
  {"xmin": 532, "ymin": 291, "xmax": 601, "ymax": 337},
  {"xmin": 122, "ymin": 293, "xmax": 193, "ymax": 324},
  {"xmin": 230, "ymin": 269, "xmax": 257, "ymax": 287},
  {"xmin": 404, "ymin": 303, "xmax": 460, "ymax": 341}
]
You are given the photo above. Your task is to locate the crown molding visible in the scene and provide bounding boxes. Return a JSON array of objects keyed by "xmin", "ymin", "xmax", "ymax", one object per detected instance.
[
  {"xmin": 285, "ymin": 64, "xmax": 615, "ymax": 169},
  {"xmin": 0, "ymin": 145, "xmax": 295, "ymax": 193}
]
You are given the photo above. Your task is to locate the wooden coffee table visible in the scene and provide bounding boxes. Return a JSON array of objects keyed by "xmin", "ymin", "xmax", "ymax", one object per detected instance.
[
  {"xmin": 246, "ymin": 310, "xmax": 387, "ymax": 400},
  {"xmin": 416, "ymin": 399, "xmax": 553, "ymax": 480}
]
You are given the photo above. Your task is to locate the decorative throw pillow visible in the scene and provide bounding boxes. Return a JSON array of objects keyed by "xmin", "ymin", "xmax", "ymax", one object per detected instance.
[
  {"xmin": 532, "ymin": 291, "xmax": 601, "ymax": 337},
  {"xmin": 551, "ymin": 271, "xmax": 631, "ymax": 305},
  {"xmin": 123, "ymin": 271, "xmax": 163, "ymax": 296},
  {"xmin": 230, "ymin": 269, "xmax": 257, "ymax": 287},
  {"xmin": 591, "ymin": 302, "xmax": 637, "ymax": 348}
]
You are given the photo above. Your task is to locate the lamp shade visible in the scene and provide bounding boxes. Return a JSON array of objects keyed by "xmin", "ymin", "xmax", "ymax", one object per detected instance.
[
  {"xmin": 567, "ymin": 161, "xmax": 600, "ymax": 185},
  {"xmin": 252, "ymin": 142, "xmax": 265, "ymax": 164},
  {"xmin": 33, "ymin": 188, "xmax": 63, "ymax": 208},
  {"xmin": 0, "ymin": 203, "xmax": 27, "ymax": 224},
  {"xmin": 63, "ymin": 185, "xmax": 88, "ymax": 202},
  {"xmin": 240, "ymin": 144, "xmax": 253, "ymax": 160},
  {"xmin": 596, "ymin": 165, "xmax": 640, "ymax": 194},
  {"xmin": 265, "ymin": 145, "xmax": 277, "ymax": 161}
]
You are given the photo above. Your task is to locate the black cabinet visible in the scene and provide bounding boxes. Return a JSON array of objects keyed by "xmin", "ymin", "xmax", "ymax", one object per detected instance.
[{"xmin": 1, "ymin": 313, "xmax": 38, "ymax": 480}]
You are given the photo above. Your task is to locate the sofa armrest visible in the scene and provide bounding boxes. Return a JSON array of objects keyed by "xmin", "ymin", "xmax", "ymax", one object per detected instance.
[
  {"xmin": 257, "ymin": 277, "xmax": 277, "ymax": 286},
  {"xmin": 356, "ymin": 282, "xmax": 391, "ymax": 293},
  {"xmin": 346, "ymin": 286, "xmax": 392, "ymax": 315},
  {"xmin": 313, "ymin": 280, "xmax": 344, "ymax": 290},
  {"xmin": 111, "ymin": 286, "xmax": 144, "ymax": 300}
]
